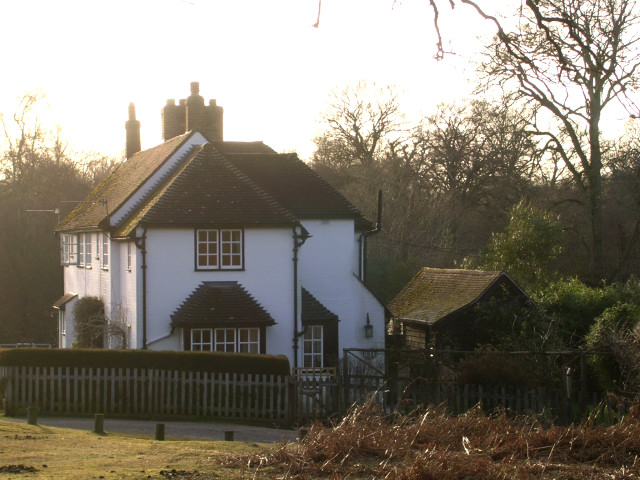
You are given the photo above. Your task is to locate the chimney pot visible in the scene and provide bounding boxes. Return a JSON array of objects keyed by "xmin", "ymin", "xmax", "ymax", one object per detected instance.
[
  {"xmin": 160, "ymin": 83, "xmax": 223, "ymax": 141},
  {"xmin": 166, "ymin": 99, "xmax": 176, "ymax": 106}
]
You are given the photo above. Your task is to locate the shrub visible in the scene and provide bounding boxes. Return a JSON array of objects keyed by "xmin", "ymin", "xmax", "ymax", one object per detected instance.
[
  {"xmin": 72, "ymin": 296, "xmax": 106, "ymax": 348},
  {"xmin": 0, "ymin": 348, "xmax": 291, "ymax": 376},
  {"xmin": 536, "ymin": 278, "xmax": 621, "ymax": 347},
  {"xmin": 585, "ymin": 302, "xmax": 640, "ymax": 394}
]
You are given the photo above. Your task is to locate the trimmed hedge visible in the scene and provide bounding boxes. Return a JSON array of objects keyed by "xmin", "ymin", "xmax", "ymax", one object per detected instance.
[{"xmin": 0, "ymin": 348, "xmax": 290, "ymax": 376}]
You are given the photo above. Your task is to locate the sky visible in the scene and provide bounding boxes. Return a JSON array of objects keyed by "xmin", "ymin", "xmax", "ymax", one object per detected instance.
[{"xmin": 0, "ymin": 0, "xmax": 530, "ymax": 161}]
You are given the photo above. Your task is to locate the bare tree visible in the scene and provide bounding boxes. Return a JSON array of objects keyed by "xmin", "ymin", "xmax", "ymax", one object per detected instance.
[
  {"xmin": 477, "ymin": 0, "xmax": 640, "ymax": 278},
  {"xmin": 0, "ymin": 93, "xmax": 118, "ymax": 344}
]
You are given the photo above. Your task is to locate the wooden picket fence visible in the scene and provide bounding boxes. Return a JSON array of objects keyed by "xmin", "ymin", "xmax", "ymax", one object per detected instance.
[
  {"xmin": 0, "ymin": 366, "xmax": 623, "ymax": 426},
  {"xmin": 0, "ymin": 366, "xmax": 291, "ymax": 424}
]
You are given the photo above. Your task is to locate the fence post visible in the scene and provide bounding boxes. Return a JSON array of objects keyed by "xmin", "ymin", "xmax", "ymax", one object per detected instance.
[
  {"xmin": 155, "ymin": 423, "xmax": 165, "ymax": 441},
  {"xmin": 27, "ymin": 406, "xmax": 38, "ymax": 425},
  {"xmin": 288, "ymin": 375, "xmax": 296, "ymax": 425},
  {"xmin": 94, "ymin": 413, "xmax": 104, "ymax": 434}
]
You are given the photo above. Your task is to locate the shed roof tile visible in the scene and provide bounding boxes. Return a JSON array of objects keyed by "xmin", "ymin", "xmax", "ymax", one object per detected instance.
[{"xmin": 388, "ymin": 267, "xmax": 505, "ymax": 326}]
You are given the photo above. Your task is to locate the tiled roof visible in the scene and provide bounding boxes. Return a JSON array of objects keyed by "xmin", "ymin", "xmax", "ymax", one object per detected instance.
[
  {"xmin": 55, "ymin": 133, "xmax": 191, "ymax": 232},
  {"xmin": 388, "ymin": 268, "xmax": 506, "ymax": 326},
  {"xmin": 227, "ymin": 153, "xmax": 372, "ymax": 229},
  {"xmin": 302, "ymin": 287, "xmax": 338, "ymax": 324},
  {"xmin": 57, "ymin": 136, "xmax": 373, "ymax": 234},
  {"xmin": 210, "ymin": 140, "xmax": 275, "ymax": 154},
  {"xmin": 170, "ymin": 281, "xmax": 276, "ymax": 328},
  {"xmin": 127, "ymin": 144, "xmax": 297, "ymax": 230}
]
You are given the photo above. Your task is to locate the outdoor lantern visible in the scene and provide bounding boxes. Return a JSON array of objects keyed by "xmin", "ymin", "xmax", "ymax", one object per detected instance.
[{"xmin": 364, "ymin": 313, "xmax": 373, "ymax": 338}]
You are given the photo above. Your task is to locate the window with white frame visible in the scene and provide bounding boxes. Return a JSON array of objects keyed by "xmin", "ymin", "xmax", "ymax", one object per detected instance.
[
  {"xmin": 191, "ymin": 328, "xmax": 213, "ymax": 351},
  {"xmin": 214, "ymin": 328, "xmax": 236, "ymax": 352},
  {"xmin": 102, "ymin": 233, "xmax": 109, "ymax": 269},
  {"xmin": 60, "ymin": 234, "xmax": 77, "ymax": 265},
  {"xmin": 96, "ymin": 234, "xmax": 100, "ymax": 259},
  {"xmin": 303, "ymin": 325, "xmax": 324, "ymax": 368},
  {"xmin": 59, "ymin": 310, "xmax": 66, "ymax": 335},
  {"xmin": 238, "ymin": 328, "xmax": 260, "ymax": 353},
  {"xmin": 196, "ymin": 229, "xmax": 243, "ymax": 270},
  {"xmin": 78, "ymin": 233, "xmax": 91, "ymax": 268},
  {"xmin": 77, "ymin": 233, "xmax": 92, "ymax": 267},
  {"xmin": 220, "ymin": 230, "xmax": 242, "ymax": 268},
  {"xmin": 189, "ymin": 327, "xmax": 260, "ymax": 352},
  {"xmin": 127, "ymin": 242, "xmax": 132, "ymax": 271},
  {"xmin": 191, "ymin": 328, "xmax": 213, "ymax": 352}
]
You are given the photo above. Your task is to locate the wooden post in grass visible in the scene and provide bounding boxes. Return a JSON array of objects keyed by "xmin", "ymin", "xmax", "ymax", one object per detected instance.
[
  {"xmin": 155, "ymin": 423, "xmax": 165, "ymax": 441},
  {"xmin": 27, "ymin": 406, "xmax": 38, "ymax": 425},
  {"xmin": 224, "ymin": 430, "xmax": 235, "ymax": 441},
  {"xmin": 94, "ymin": 414, "xmax": 104, "ymax": 434}
]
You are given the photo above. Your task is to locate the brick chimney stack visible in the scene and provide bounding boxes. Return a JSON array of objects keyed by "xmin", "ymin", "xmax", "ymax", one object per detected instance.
[
  {"xmin": 125, "ymin": 103, "xmax": 141, "ymax": 159},
  {"xmin": 161, "ymin": 82, "xmax": 224, "ymax": 141}
]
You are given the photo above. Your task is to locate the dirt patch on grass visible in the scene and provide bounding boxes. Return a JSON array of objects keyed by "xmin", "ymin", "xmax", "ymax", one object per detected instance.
[{"xmin": 0, "ymin": 464, "xmax": 39, "ymax": 473}]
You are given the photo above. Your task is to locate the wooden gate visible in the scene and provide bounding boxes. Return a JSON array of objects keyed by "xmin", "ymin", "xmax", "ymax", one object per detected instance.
[
  {"xmin": 292, "ymin": 367, "xmax": 338, "ymax": 423},
  {"xmin": 342, "ymin": 348, "xmax": 386, "ymax": 409}
]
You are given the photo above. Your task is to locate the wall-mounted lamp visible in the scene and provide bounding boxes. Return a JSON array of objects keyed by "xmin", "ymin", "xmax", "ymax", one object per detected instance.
[{"xmin": 364, "ymin": 313, "xmax": 373, "ymax": 338}]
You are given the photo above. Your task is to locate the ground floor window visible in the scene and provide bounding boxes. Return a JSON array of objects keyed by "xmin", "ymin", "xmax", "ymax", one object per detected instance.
[
  {"xmin": 238, "ymin": 328, "xmax": 259, "ymax": 353},
  {"xmin": 214, "ymin": 328, "xmax": 236, "ymax": 352},
  {"xmin": 189, "ymin": 327, "xmax": 260, "ymax": 353},
  {"xmin": 191, "ymin": 328, "xmax": 213, "ymax": 351},
  {"xmin": 303, "ymin": 325, "xmax": 323, "ymax": 368}
]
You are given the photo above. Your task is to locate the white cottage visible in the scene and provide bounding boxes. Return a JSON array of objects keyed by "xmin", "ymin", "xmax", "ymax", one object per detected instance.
[{"xmin": 53, "ymin": 82, "xmax": 386, "ymax": 370}]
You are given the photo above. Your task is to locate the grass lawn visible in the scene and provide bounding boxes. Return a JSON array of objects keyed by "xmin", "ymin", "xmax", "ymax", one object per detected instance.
[
  {"xmin": 2, "ymin": 400, "xmax": 640, "ymax": 479},
  {"xmin": 0, "ymin": 418, "xmax": 265, "ymax": 479}
]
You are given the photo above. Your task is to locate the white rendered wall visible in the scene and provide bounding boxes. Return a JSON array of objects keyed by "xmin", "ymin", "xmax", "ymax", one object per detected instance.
[
  {"xmin": 58, "ymin": 297, "xmax": 77, "ymax": 348},
  {"xmin": 142, "ymin": 227, "xmax": 296, "ymax": 362},
  {"xmin": 298, "ymin": 219, "xmax": 386, "ymax": 363},
  {"xmin": 110, "ymin": 240, "xmax": 138, "ymax": 349},
  {"xmin": 61, "ymin": 232, "xmax": 113, "ymax": 344}
]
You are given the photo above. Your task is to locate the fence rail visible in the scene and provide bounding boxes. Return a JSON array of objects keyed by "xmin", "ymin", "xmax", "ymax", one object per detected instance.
[{"xmin": 0, "ymin": 366, "xmax": 290, "ymax": 423}]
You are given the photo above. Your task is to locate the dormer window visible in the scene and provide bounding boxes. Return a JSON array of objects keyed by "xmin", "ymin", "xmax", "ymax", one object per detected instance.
[{"xmin": 195, "ymin": 229, "xmax": 243, "ymax": 270}]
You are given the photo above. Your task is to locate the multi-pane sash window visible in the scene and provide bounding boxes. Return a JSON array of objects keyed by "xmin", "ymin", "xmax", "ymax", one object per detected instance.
[
  {"xmin": 84, "ymin": 233, "xmax": 92, "ymax": 266},
  {"xmin": 102, "ymin": 233, "xmax": 109, "ymax": 269},
  {"xmin": 238, "ymin": 328, "xmax": 260, "ymax": 353},
  {"xmin": 303, "ymin": 325, "xmax": 324, "ymax": 368},
  {"xmin": 197, "ymin": 229, "xmax": 218, "ymax": 268},
  {"xmin": 191, "ymin": 328, "xmax": 213, "ymax": 351},
  {"xmin": 78, "ymin": 233, "xmax": 92, "ymax": 267},
  {"xmin": 221, "ymin": 230, "xmax": 242, "ymax": 268},
  {"xmin": 214, "ymin": 328, "xmax": 236, "ymax": 352},
  {"xmin": 196, "ymin": 229, "xmax": 243, "ymax": 270},
  {"xmin": 61, "ymin": 234, "xmax": 77, "ymax": 265},
  {"xmin": 127, "ymin": 242, "xmax": 132, "ymax": 271},
  {"xmin": 189, "ymin": 327, "xmax": 260, "ymax": 352}
]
